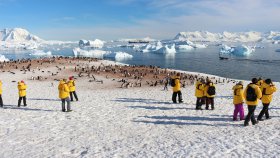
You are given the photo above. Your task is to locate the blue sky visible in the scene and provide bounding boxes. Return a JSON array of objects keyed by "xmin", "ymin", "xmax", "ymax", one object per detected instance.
[{"xmin": 0, "ymin": 0, "xmax": 280, "ymax": 40}]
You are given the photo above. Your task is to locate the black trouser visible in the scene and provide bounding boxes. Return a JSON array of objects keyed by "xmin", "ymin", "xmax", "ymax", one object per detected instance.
[
  {"xmin": 0, "ymin": 94, "xmax": 3, "ymax": 107},
  {"xmin": 196, "ymin": 97, "xmax": 203, "ymax": 109},
  {"xmin": 244, "ymin": 105, "xmax": 257, "ymax": 125},
  {"xmin": 172, "ymin": 91, "xmax": 182, "ymax": 103},
  {"xmin": 258, "ymin": 103, "xmax": 270, "ymax": 120},
  {"xmin": 61, "ymin": 97, "xmax": 71, "ymax": 112},
  {"xmin": 18, "ymin": 96, "xmax": 27, "ymax": 107},
  {"xmin": 70, "ymin": 91, "xmax": 78, "ymax": 101},
  {"xmin": 206, "ymin": 97, "xmax": 214, "ymax": 109}
]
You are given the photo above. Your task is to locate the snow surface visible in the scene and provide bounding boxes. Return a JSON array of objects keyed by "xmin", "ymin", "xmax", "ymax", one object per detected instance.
[
  {"xmin": 0, "ymin": 28, "xmax": 42, "ymax": 42},
  {"xmin": 0, "ymin": 62, "xmax": 280, "ymax": 157}
]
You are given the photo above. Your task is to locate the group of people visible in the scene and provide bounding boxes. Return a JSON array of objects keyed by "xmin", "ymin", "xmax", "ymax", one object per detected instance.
[{"xmin": 0, "ymin": 76, "xmax": 79, "ymax": 112}]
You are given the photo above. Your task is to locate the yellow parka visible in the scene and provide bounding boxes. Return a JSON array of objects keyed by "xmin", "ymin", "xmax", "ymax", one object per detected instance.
[
  {"xmin": 0, "ymin": 81, "xmax": 2, "ymax": 95},
  {"xmin": 172, "ymin": 77, "xmax": 181, "ymax": 92},
  {"xmin": 58, "ymin": 80, "xmax": 70, "ymax": 99},
  {"xmin": 232, "ymin": 84, "xmax": 244, "ymax": 104},
  {"xmin": 244, "ymin": 84, "xmax": 262, "ymax": 106},
  {"xmin": 18, "ymin": 82, "xmax": 27, "ymax": 97},
  {"xmin": 67, "ymin": 80, "xmax": 76, "ymax": 92},
  {"xmin": 195, "ymin": 81, "xmax": 204, "ymax": 97},
  {"xmin": 257, "ymin": 80, "xmax": 264, "ymax": 87},
  {"xmin": 204, "ymin": 82, "xmax": 215, "ymax": 98},
  {"xmin": 260, "ymin": 83, "xmax": 277, "ymax": 104}
]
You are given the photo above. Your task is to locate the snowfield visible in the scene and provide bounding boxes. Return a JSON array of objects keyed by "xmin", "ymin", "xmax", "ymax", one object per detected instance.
[{"xmin": 0, "ymin": 66, "xmax": 279, "ymax": 157}]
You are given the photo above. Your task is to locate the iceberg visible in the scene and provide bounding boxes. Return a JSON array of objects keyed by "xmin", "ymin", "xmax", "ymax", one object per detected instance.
[
  {"xmin": 79, "ymin": 39, "xmax": 105, "ymax": 48},
  {"xmin": 29, "ymin": 50, "xmax": 52, "ymax": 57},
  {"xmin": 141, "ymin": 41, "xmax": 163, "ymax": 53},
  {"xmin": 73, "ymin": 47, "xmax": 109, "ymax": 59},
  {"xmin": 0, "ymin": 55, "xmax": 9, "ymax": 62},
  {"xmin": 232, "ymin": 45, "xmax": 255, "ymax": 56},
  {"xmin": 105, "ymin": 52, "xmax": 133, "ymax": 61},
  {"xmin": 220, "ymin": 45, "xmax": 234, "ymax": 54},
  {"xmin": 155, "ymin": 44, "xmax": 176, "ymax": 54},
  {"xmin": 176, "ymin": 45, "xmax": 194, "ymax": 51}
]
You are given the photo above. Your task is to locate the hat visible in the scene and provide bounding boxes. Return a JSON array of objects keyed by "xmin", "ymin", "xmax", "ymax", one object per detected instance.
[
  {"xmin": 21, "ymin": 80, "xmax": 24, "ymax": 83},
  {"xmin": 265, "ymin": 79, "xmax": 272, "ymax": 84},
  {"xmin": 237, "ymin": 81, "xmax": 243, "ymax": 85},
  {"xmin": 69, "ymin": 76, "xmax": 73, "ymax": 80}
]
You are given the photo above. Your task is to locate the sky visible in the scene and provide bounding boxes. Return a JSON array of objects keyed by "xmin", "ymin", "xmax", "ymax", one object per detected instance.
[{"xmin": 0, "ymin": 0, "xmax": 280, "ymax": 40}]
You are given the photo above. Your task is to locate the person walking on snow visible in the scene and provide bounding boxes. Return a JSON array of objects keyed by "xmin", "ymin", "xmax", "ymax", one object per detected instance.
[
  {"xmin": 58, "ymin": 79, "xmax": 71, "ymax": 112},
  {"xmin": 172, "ymin": 73, "xmax": 183, "ymax": 103},
  {"xmin": 204, "ymin": 79, "xmax": 216, "ymax": 110},
  {"xmin": 0, "ymin": 80, "xmax": 3, "ymax": 107},
  {"xmin": 257, "ymin": 79, "xmax": 277, "ymax": 121},
  {"xmin": 244, "ymin": 78, "xmax": 262, "ymax": 126},
  {"xmin": 67, "ymin": 76, "xmax": 78, "ymax": 101},
  {"xmin": 18, "ymin": 80, "xmax": 27, "ymax": 107},
  {"xmin": 195, "ymin": 78, "xmax": 205, "ymax": 110},
  {"xmin": 232, "ymin": 81, "xmax": 245, "ymax": 121}
]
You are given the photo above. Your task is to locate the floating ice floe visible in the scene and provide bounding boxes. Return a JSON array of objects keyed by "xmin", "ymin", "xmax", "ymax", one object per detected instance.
[
  {"xmin": 29, "ymin": 50, "xmax": 52, "ymax": 57},
  {"xmin": 105, "ymin": 52, "xmax": 133, "ymax": 61},
  {"xmin": 73, "ymin": 47, "xmax": 109, "ymax": 58},
  {"xmin": 155, "ymin": 44, "xmax": 176, "ymax": 54},
  {"xmin": 220, "ymin": 45, "xmax": 234, "ymax": 54},
  {"xmin": 176, "ymin": 45, "xmax": 194, "ymax": 51},
  {"xmin": 220, "ymin": 45, "xmax": 255, "ymax": 56},
  {"xmin": 232, "ymin": 45, "xmax": 255, "ymax": 56},
  {"xmin": 79, "ymin": 39, "xmax": 104, "ymax": 48},
  {"xmin": 0, "ymin": 55, "xmax": 9, "ymax": 62},
  {"xmin": 73, "ymin": 48, "xmax": 133, "ymax": 61}
]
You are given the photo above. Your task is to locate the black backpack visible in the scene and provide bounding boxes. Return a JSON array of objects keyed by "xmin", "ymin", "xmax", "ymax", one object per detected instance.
[
  {"xmin": 207, "ymin": 86, "xmax": 216, "ymax": 95},
  {"xmin": 246, "ymin": 86, "xmax": 257, "ymax": 101},
  {"xmin": 170, "ymin": 78, "xmax": 176, "ymax": 87}
]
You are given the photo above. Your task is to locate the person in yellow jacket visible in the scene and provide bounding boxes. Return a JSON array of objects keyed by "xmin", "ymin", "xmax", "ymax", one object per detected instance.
[
  {"xmin": 172, "ymin": 73, "xmax": 183, "ymax": 103},
  {"xmin": 58, "ymin": 79, "xmax": 71, "ymax": 112},
  {"xmin": 204, "ymin": 79, "xmax": 216, "ymax": 110},
  {"xmin": 195, "ymin": 78, "xmax": 205, "ymax": 110},
  {"xmin": 257, "ymin": 79, "xmax": 277, "ymax": 121},
  {"xmin": 232, "ymin": 81, "xmax": 245, "ymax": 121},
  {"xmin": 243, "ymin": 78, "xmax": 262, "ymax": 126},
  {"xmin": 257, "ymin": 77, "xmax": 264, "ymax": 87},
  {"xmin": 68, "ymin": 76, "xmax": 78, "ymax": 102},
  {"xmin": 18, "ymin": 80, "xmax": 27, "ymax": 107},
  {"xmin": 0, "ymin": 80, "xmax": 3, "ymax": 107}
]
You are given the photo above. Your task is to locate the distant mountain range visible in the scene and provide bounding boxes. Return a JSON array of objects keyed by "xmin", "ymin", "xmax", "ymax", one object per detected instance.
[
  {"xmin": 1, "ymin": 28, "xmax": 280, "ymax": 43},
  {"xmin": 174, "ymin": 31, "xmax": 280, "ymax": 43},
  {"xmin": 0, "ymin": 28, "xmax": 42, "ymax": 42}
]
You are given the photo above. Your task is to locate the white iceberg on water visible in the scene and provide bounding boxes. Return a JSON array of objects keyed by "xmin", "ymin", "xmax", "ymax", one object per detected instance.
[
  {"xmin": 155, "ymin": 44, "xmax": 176, "ymax": 54},
  {"xmin": 105, "ymin": 52, "xmax": 133, "ymax": 61},
  {"xmin": 29, "ymin": 50, "xmax": 52, "ymax": 57},
  {"xmin": 220, "ymin": 44, "xmax": 255, "ymax": 56},
  {"xmin": 73, "ymin": 47, "xmax": 109, "ymax": 58},
  {"xmin": 0, "ymin": 55, "xmax": 9, "ymax": 62}
]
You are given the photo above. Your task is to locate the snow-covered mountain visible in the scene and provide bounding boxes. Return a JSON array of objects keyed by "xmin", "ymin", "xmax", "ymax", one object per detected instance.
[
  {"xmin": 174, "ymin": 31, "xmax": 280, "ymax": 43},
  {"xmin": 0, "ymin": 28, "xmax": 42, "ymax": 42}
]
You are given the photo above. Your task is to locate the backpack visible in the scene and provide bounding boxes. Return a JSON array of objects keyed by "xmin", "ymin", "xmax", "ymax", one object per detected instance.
[
  {"xmin": 170, "ymin": 78, "xmax": 176, "ymax": 87},
  {"xmin": 207, "ymin": 85, "xmax": 216, "ymax": 95},
  {"xmin": 246, "ymin": 86, "xmax": 257, "ymax": 101}
]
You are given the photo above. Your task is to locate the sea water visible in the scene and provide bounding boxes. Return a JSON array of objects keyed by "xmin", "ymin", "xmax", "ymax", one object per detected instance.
[{"xmin": 1, "ymin": 43, "xmax": 280, "ymax": 81}]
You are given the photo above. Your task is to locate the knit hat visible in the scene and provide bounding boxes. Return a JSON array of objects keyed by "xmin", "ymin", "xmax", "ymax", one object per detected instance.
[
  {"xmin": 237, "ymin": 81, "xmax": 243, "ymax": 85},
  {"xmin": 265, "ymin": 79, "xmax": 272, "ymax": 84}
]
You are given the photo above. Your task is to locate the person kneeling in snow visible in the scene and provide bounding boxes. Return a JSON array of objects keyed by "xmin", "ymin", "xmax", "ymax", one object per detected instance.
[{"xmin": 58, "ymin": 79, "xmax": 71, "ymax": 112}]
